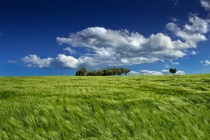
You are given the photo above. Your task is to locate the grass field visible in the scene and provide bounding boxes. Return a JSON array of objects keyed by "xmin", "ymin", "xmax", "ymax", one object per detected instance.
[{"xmin": 0, "ymin": 75, "xmax": 210, "ymax": 139}]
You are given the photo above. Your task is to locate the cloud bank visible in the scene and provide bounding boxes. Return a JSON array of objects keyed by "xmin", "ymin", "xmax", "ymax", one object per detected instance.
[
  {"xmin": 57, "ymin": 27, "xmax": 191, "ymax": 60},
  {"xmin": 22, "ymin": 14, "xmax": 210, "ymax": 69}
]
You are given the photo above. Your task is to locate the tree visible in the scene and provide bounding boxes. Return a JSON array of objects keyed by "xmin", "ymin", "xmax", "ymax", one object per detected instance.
[
  {"xmin": 169, "ymin": 68, "xmax": 177, "ymax": 75},
  {"xmin": 106, "ymin": 68, "xmax": 112, "ymax": 76},
  {"xmin": 115, "ymin": 67, "xmax": 123, "ymax": 76},
  {"xmin": 75, "ymin": 67, "xmax": 88, "ymax": 76},
  {"xmin": 75, "ymin": 67, "xmax": 131, "ymax": 76},
  {"xmin": 112, "ymin": 67, "xmax": 117, "ymax": 76},
  {"xmin": 124, "ymin": 68, "xmax": 130, "ymax": 75},
  {"xmin": 97, "ymin": 69, "xmax": 103, "ymax": 76}
]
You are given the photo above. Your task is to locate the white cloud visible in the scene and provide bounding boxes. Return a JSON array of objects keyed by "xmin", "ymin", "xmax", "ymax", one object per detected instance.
[
  {"xmin": 191, "ymin": 51, "xmax": 197, "ymax": 55},
  {"xmin": 171, "ymin": 61, "xmax": 179, "ymax": 65},
  {"xmin": 22, "ymin": 54, "xmax": 82, "ymax": 69},
  {"xmin": 162, "ymin": 70, "xmax": 170, "ymax": 73},
  {"xmin": 201, "ymin": 60, "xmax": 210, "ymax": 65},
  {"xmin": 176, "ymin": 70, "xmax": 185, "ymax": 75},
  {"xmin": 129, "ymin": 70, "xmax": 164, "ymax": 75},
  {"xmin": 56, "ymin": 27, "xmax": 190, "ymax": 66},
  {"xmin": 128, "ymin": 71, "xmax": 139, "ymax": 75},
  {"xmin": 171, "ymin": 18, "xmax": 179, "ymax": 22},
  {"xmin": 7, "ymin": 60, "xmax": 16, "ymax": 63},
  {"xmin": 52, "ymin": 54, "xmax": 81, "ymax": 69},
  {"xmin": 22, "ymin": 15, "xmax": 210, "ymax": 69},
  {"xmin": 175, "ymin": 31, "xmax": 206, "ymax": 47},
  {"xmin": 184, "ymin": 15, "xmax": 210, "ymax": 34},
  {"xmin": 22, "ymin": 54, "xmax": 159, "ymax": 69},
  {"xmin": 166, "ymin": 15, "xmax": 209, "ymax": 47},
  {"xmin": 129, "ymin": 69, "xmax": 185, "ymax": 75},
  {"xmin": 200, "ymin": 0, "xmax": 210, "ymax": 10},
  {"xmin": 63, "ymin": 47, "xmax": 76, "ymax": 54},
  {"xmin": 166, "ymin": 23, "xmax": 180, "ymax": 32},
  {"xmin": 22, "ymin": 55, "xmax": 53, "ymax": 68},
  {"xmin": 140, "ymin": 70, "xmax": 164, "ymax": 75}
]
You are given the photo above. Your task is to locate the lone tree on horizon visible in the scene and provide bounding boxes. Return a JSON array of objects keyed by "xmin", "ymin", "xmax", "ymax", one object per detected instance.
[{"xmin": 169, "ymin": 68, "xmax": 177, "ymax": 75}]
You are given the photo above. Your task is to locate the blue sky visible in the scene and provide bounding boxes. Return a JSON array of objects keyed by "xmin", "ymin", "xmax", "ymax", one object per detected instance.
[{"xmin": 1, "ymin": 0, "xmax": 210, "ymax": 76}]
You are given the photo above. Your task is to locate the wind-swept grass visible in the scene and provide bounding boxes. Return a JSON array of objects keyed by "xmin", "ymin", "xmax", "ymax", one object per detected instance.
[{"xmin": 0, "ymin": 75, "xmax": 210, "ymax": 139}]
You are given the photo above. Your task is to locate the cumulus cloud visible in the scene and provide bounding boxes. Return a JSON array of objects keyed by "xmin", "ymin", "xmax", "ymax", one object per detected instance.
[
  {"xmin": 129, "ymin": 71, "xmax": 139, "ymax": 75},
  {"xmin": 23, "ymin": 14, "xmax": 210, "ymax": 69},
  {"xmin": 162, "ymin": 70, "xmax": 170, "ymax": 74},
  {"xmin": 176, "ymin": 32, "xmax": 206, "ymax": 47},
  {"xmin": 63, "ymin": 47, "xmax": 77, "ymax": 54},
  {"xmin": 201, "ymin": 60, "xmax": 210, "ymax": 65},
  {"xmin": 184, "ymin": 15, "xmax": 210, "ymax": 34},
  {"xmin": 200, "ymin": 0, "xmax": 210, "ymax": 10},
  {"xmin": 204, "ymin": 60, "xmax": 210, "ymax": 65},
  {"xmin": 22, "ymin": 54, "xmax": 82, "ymax": 69},
  {"xmin": 166, "ymin": 15, "xmax": 209, "ymax": 47},
  {"xmin": 176, "ymin": 70, "xmax": 185, "ymax": 75},
  {"xmin": 129, "ymin": 69, "xmax": 185, "ymax": 75},
  {"xmin": 56, "ymin": 27, "xmax": 191, "ymax": 67},
  {"xmin": 22, "ymin": 55, "xmax": 53, "ymax": 68},
  {"xmin": 191, "ymin": 51, "xmax": 197, "ymax": 55},
  {"xmin": 22, "ymin": 54, "xmax": 159, "ymax": 69}
]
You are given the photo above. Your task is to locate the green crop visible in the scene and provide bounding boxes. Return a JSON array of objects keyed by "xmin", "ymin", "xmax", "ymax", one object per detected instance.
[{"xmin": 0, "ymin": 75, "xmax": 210, "ymax": 139}]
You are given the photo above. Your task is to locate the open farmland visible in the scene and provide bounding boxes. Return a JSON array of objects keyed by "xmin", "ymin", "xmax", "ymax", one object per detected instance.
[{"xmin": 0, "ymin": 75, "xmax": 210, "ymax": 139}]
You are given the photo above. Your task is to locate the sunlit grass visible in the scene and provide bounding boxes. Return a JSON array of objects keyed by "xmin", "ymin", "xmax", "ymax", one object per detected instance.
[{"xmin": 0, "ymin": 75, "xmax": 210, "ymax": 139}]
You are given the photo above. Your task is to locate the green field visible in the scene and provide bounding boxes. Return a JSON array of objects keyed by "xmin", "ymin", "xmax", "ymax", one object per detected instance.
[{"xmin": 0, "ymin": 75, "xmax": 210, "ymax": 139}]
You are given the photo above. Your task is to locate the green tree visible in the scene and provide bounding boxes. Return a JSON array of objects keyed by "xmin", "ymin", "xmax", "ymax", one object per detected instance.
[
  {"xmin": 97, "ymin": 69, "xmax": 103, "ymax": 76},
  {"xmin": 76, "ymin": 67, "xmax": 88, "ymax": 76},
  {"xmin": 124, "ymin": 68, "xmax": 130, "ymax": 75},
  {"xmin": 112, "ymin": 67, "xmax": 117, "ymax": 76},
  {"xmin": 76, "ymin": 67, "xmax": 131, "ymax": 76},
  {"xmin": 116, "ymin": 67, "xmax": 124, "ymax": 76},
  {"xmin": 92, "ymin": 70, "xmax": 97, "ymax": 76},
  {"xmin": 169, "ymin": 68, "xmax": 177, "ymax": 75}
]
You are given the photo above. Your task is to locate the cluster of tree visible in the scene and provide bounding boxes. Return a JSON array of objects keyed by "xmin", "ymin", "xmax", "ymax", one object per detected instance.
[
  {"xmin": 75, "ymin": 67, "xmax": 177, "ymax": 76},
  {"xmin": 76, "ymin": 67, "xmax": 130, "ymax": 76}
]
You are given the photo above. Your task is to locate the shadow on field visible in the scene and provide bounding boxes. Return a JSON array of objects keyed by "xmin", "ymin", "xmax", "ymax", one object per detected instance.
[{"xmin": 0, "ymin": 90, "xmax": 17, "ymax": 99}]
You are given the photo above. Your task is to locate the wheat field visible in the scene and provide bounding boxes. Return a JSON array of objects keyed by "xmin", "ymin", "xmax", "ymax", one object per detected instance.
[{"xmin": 0, "ymin": 75, "xmax": 210, "ymax": 139}]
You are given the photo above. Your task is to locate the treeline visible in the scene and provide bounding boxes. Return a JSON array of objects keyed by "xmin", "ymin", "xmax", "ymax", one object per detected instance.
[{"xmin": 76, "ymin": 67, "xmax": 130, "ymax": 76}]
